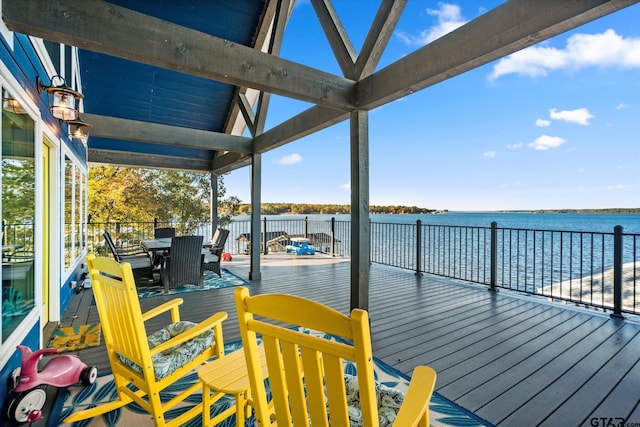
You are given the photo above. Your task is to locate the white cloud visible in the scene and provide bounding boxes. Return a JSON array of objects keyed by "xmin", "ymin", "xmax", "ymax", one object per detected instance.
[
  {"xmin": 607, "ymin": 184, "xmax": 633, "ymax": 190},
  {"xmin": 277, "ymin": 153, "xmax": 303, "ymax": 165},
  {"xmin": 549, "ymin": 108, "xmax": 594, "ymax": 125},
  {"xmin": 340, "ymin": 183, "xmax": 350, "ymax": 191},
  {"xmin": 616, "ymin": 103, "xmax": 628, "ymax": 109},
  {"xmin": 396, "ymin": 2, "xmax": 467, "ymax": 46},
  {"xmin": 536, "ymin": 118, "xmax": 551, "ymax": 127},
  {"xmin": 489, "ymin": 29, "xmax": 640, "ymax": 80},
  {"xmin": 528, "ymin": 135, "xmax": 565, "ymax": 150},
  {"xmin": 506, "ymin": 143, "xmax": 523, "ymax": 149},
  {"xmin": 483, "ymin": 151, "xmax": 496, "ymax": 158}
]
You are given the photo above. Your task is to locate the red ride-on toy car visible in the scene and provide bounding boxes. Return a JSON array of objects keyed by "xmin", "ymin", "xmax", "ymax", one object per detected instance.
[{"xmin": 5, "ymin": 345, "xmax": 97, "ymax": 423}]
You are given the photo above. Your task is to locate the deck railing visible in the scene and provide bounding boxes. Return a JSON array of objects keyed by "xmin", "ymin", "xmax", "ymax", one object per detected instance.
[{"xmin": 82, "ymin": 217, "xmax": 640, "ymax": 316}]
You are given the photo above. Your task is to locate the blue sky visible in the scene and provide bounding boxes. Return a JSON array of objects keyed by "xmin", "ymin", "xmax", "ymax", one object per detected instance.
[{"xmin": 223, "ymin": 1, "xmax": 640, "ymax": 211}]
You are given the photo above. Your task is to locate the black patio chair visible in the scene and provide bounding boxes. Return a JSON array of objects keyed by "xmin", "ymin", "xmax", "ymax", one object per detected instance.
[
  {"xmin": 160, "ymin": 236, "xmax": 204, "ymax": 292},
  {"xmin": 103, "ymin": 232, "xmax": 152, "ymax": 279},
  {"xmin": 203, "ymin": 229, "xmax": 229, "ymax": 277}
]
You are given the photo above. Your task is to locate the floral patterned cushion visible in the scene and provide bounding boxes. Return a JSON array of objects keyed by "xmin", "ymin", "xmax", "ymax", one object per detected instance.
[
  {"xmin": 338, "ymin": 374, "xmax": 405, "ymax": 427},
  {"xmin": 117, "ymin": 321, "xmax": 214, "ymax": 381}
]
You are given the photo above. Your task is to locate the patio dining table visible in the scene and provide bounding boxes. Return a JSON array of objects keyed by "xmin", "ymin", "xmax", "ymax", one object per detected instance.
[
  {"xmin": 140, "ymin": 238, "xmax": 173, "ymax": 253},
  {"xmin": 141, "ymin": 237, "xmax": 212, "ymax": 253}
]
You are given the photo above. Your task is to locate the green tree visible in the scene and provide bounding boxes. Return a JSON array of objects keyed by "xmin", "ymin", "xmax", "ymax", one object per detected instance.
[
  {"xmin": 89, "ymin": 166, "xmax": 210, "ymax": 225},
  {"xmin": 89, "ymin": 166, "xmax": 157, "ymax": 224},
  {"xmin": 88, "ymin": 167, "xmax": 244, "ymax": 231}
]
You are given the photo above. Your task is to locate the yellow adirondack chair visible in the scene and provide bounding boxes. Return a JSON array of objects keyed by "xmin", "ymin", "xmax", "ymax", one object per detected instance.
[
  {"xmin": 234, "ymin": 286, "xmax": 437, "ymax": 427},
  {"xmin": 65, "ymin": 255, "xmax": 227, "ymax": 427}
]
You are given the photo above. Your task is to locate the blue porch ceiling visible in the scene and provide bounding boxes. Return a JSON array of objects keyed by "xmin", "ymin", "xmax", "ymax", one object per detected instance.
[{"xmin": 78, "ymin": 0, "xmax": 267, "ymax": 168}]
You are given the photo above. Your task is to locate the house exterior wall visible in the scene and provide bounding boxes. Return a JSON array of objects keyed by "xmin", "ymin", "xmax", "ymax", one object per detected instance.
[{"xmin": 0, "ymin": 21, "xmax": 89, "ymax": 411}]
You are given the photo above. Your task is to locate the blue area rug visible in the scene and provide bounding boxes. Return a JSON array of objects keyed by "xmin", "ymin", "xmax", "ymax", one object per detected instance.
[
  {"xmin": 136, "ymin": 268, "xmax": 248, "ymax": 299},
  {"xmin": 51, "ymin": 335, "xmax": 494, "ymax": 427}
]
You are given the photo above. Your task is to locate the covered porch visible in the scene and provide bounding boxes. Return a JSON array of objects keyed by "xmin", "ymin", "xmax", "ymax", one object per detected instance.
[{"xmin": 57, "ymin": 254, "xmax": 640, "ymax": 427}]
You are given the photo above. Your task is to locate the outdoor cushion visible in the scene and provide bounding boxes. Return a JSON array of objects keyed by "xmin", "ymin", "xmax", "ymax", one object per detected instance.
[
  {"xmin": 342, "ymin": 374, "xmax": 405, "ymax": 427},
  {"xmin": 202, "ymin": 249, "xmax": 219, "ymax": 264},
  {"xmin": 117, "ymin": 321, "xmax": 214, "ymax": 380}
]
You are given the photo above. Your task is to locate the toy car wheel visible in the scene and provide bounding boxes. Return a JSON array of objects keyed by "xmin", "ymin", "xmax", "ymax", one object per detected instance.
[
  {"xmin": 81, "ymin": 365, "xmax": 98, "ymax": 386},
  {"xmin": 5, "ymin": 385, "xmax": 47, "ymax": 423}
]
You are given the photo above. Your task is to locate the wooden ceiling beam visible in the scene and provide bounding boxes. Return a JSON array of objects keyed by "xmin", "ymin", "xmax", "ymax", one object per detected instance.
[
  {"xmin": 253, "ymin": 105, "xmax": 349, "ymax": 153},
  {"xmin": 354, "ymin": 0, "xmax": 407, "ymax": 79},
  {"xmin": 83, "ymin": 114, "xmax": 252, "ymax": 153},
  {"xmin": 211, "ymin": 152, "xmax": 252, "ymax": 174},
  {"xmin": 88, "ymin": 149, "xmax": 212, "ymax": 171},
  {"xmin": 2, "ymin": 0, "xmax": 356, "ymax": 110}
]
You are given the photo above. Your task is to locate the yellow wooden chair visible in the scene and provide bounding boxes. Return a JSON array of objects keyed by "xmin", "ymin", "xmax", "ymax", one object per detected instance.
[
  {"xmin": 65, "ymin": 255, "xmax": 228, "ymax": 427},
  {"xmin": 234, "ymin": 286, "xmax": 437, "ymax": 427}
]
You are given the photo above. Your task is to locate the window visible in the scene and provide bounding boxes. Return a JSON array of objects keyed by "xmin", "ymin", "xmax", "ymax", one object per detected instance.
[
  {"xmin": 63, "ymin": 155, "xmax": 87, "ymax": 271},
  {"xmin": 1, "ymin": 89, "xmax": 36, "ymax": 340}
]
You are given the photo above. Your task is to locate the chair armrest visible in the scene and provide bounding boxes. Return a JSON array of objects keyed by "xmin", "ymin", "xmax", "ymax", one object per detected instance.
[
  {"xmin": 150, "ymin": 311, "xmax": 228, "ymax": 358},
  {"xmin": 393, "ymin": 365, "xmax": 437, "ymax": 427},
  {"xmin": 141, "ymin": 298, "xmax": 184, "ymax": 323}
]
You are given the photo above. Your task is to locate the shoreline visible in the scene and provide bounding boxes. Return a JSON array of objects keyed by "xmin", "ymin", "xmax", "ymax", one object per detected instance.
[{"xmin": 540, "ymin": 262, "xmax": 640, "ymax": 311}]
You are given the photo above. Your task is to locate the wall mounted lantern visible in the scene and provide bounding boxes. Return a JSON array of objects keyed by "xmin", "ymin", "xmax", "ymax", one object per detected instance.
[
  {"xmin": 67, "ymin": 117, "xmax": 92, "ymax": 144},
  {"xmin": 2, "ymin": 90, "xmax": 27, "ymax": 114},
  {"xmin": 37, "ymin": 74, "xmax": 83, "ymax": 121}
]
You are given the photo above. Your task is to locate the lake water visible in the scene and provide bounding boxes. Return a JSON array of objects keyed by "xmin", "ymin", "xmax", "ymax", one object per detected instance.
[{"xmin": 239, "ymin": 212, "xmax": 640, "ymax": 234}]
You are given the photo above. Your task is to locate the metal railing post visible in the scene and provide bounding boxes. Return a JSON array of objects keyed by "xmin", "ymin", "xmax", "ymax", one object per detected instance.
[
  {"xmin": 331, "ymin": 217, "xmax": 336, "ymax": 257},
  {"xmin": 612, "ymin": 225, "xmax": 624, "ymax": 319},
  {"xmin": 304, "ymin": 216, "xmax": 309, "ymax": 238},
  {"xmin": 490, "ymin": 222, "xmax": 498, "ymax": 292},
  {"xmin": 416, "ymin": 220, "xmax": 423, "ymax": 275},
  {"xmin": 263, "ymin": 217, "xmax": 268, "ymax": 255}
]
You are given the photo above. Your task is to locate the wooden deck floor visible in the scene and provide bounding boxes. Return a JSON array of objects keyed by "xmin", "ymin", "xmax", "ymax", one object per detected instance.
[{"xmin": 57, "ymin": 255, "xmax": 640, "ymax": 427}]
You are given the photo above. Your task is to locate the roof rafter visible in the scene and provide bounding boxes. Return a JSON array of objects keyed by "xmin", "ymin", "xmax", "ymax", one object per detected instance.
[
  {"xmin": 89, "ymin": 149, "xmax": 212, "ymax": 171},
  {"xmin": 83, "ymin": 114, "xmax": 252, "ymax": 153}
]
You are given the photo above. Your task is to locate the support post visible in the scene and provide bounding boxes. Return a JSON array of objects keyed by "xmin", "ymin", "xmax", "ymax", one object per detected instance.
[
  {"xmin": 249, "ymin": 153, "xmax": 262, "ymax": 280},
  {"xmin": 350, "ymin": 110, "xmax": 370, "ymax": 311},
  {"xmin": 210, "ymin": 172, "xmax": 219, "ymax": 237}
]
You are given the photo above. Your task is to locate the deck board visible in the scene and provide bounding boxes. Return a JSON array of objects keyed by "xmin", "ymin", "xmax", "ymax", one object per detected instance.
[{"xmin": 55, "ymin": 256, "xmax": 640, "ymax": 427}]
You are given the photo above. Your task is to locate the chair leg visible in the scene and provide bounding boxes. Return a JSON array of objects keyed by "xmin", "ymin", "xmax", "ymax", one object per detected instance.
[{"xmin": 148, "ymin": 388, "xmax": 166, "ymax": 427}]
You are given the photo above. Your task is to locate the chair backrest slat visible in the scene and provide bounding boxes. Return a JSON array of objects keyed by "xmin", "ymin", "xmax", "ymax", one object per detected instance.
[
  {"xmin": 87, "ymin": 256, "xmax": 153, "ymax": 375},
  {"xmin": 154, "ymin": 227, "xmax": 176, "ymax": 238}
]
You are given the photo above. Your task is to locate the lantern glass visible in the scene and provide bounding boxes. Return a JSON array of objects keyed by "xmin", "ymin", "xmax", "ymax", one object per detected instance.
[
  {"xmin": 68, "ymin": 119, "xmax": 91, "ymax": 144},
  {"xmin": 51, "ymin": 91, "xmax": 78, "ymax": 121},
  {"xmin": 3, "ymin": 98, "xmax": 26, "ymax": 114}
]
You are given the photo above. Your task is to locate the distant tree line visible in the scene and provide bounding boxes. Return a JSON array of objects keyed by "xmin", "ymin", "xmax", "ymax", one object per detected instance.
[
  {"xmin": 507, "ymin": 208, "xmax": 640, "ymax": 214},
  {"xmin": 235, "ymin": 203, "xmax": 436, "ymax": 215}
]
